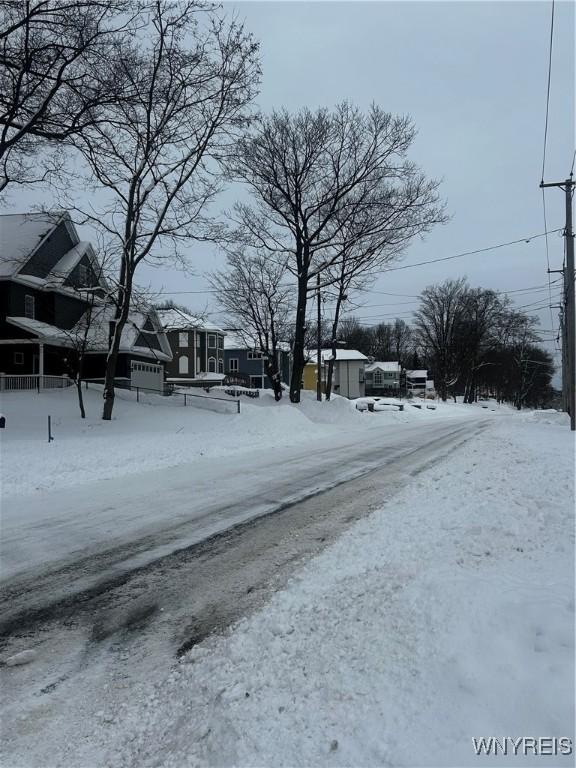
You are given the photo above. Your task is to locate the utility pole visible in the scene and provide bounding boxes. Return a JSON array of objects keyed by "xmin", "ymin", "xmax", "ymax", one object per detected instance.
[
  {"xmin": 316, "ymin": 272, "xmax": 322, "ymax": 401},
  {"xmin": 541, "ymin": 176, "xmax": 575, "ymax": 430}
]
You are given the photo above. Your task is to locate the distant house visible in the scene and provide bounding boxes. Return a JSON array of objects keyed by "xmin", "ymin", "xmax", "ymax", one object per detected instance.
[
  {"xmin": 223, "ymin": 332, "xmax": 291, "ymax": 390},
  {"xmin": 365, "ymin": 361, "xmax": 401, "ymax": 395},
  {"xmin": 303, "ymin": 349, "xmax": 368, "ymax": 399},
  {"xmin": 405, "ymin": 369, "xmax": 431, "ymax": 394},
  {"xmin": 0, "ymin": 211, "xmax": 171, "ymax": 389},
  {"xmin": 156, "ymin": 307, "xmax": 225, "ymax": 387}
]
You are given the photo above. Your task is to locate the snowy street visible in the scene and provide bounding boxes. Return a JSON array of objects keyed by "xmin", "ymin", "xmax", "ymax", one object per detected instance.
[
  {"xmin": 0, "ymin": 393, "xmax": 573, "ymax": 767},
  {"xmin": 0, "ymin": 407, "xmax": 480, "ymax": 628}
]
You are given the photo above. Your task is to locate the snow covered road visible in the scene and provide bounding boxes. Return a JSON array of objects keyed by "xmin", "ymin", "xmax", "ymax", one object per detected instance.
[{"xmin": 1, "ymin": 416, "xmax": 480, "ymax": 630}]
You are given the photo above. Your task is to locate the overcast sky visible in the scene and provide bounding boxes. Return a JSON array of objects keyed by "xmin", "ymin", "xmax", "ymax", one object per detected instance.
[
  {"xmin": 7, "ymin": 1, "xmax": 576, "ymax": 366},
  {"xmin": 148, "ymin": 0, "xmax": 574, "ymax": 365}
]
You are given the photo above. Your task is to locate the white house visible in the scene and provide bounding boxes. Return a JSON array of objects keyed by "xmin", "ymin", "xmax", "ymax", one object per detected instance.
[{"xmin": 305, "ymin": 349, "xmax": 368, "ymax": 399}]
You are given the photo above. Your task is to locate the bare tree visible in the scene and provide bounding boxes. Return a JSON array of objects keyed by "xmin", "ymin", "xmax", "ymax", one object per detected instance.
[
  {"xmin": 0, "ymin": 0, "xmax": 137, "ymax": 194},
  {"xmin": 210, "ymin": 249, "xmax": 291, "ymax": 400},
  {"xmin": 413, "ymin": 278, "xmax": 469, "ymax": 401},
  {"xmin": 61, "ymin": 1, "xmax": 259, "ymax": 419},
  {"xmin": 228, "ymin": 102, "xmax": 445, "ymax": 403}
]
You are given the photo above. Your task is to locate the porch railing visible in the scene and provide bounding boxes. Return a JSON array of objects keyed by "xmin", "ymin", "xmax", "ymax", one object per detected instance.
[{"xmin": 0, "ymin": 374, "xmax": 73, "ymax": 392}]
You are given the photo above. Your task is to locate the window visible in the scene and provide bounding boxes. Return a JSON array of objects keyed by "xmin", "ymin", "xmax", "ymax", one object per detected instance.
[
  {"xmin": 208, "ymin": 357, "xmax": 216, "ymax": 373},
  {"xmin": 78, "ymin": 263, "xmax": 88, "ymax": 285},
  {"xmin": 196, "ymin": 356, "xmax": 201, "ymax": 373},
  {"xmin": 208, "ymin": 334, "xmax": 216, "ymax": 348},
  {"xmin": 217, "ymin": 336, "xmax": 224, "ymax": 349},
  {"xmin": 179, "ymin": 356, "xmax": 189, "ymax": 374},
  {"xmin": 247, "ymin": 351, "xmax": 262, "ymax": 360},
  {"xmin": 229, "ymin": 358, "xmax": 239, "ymax": 372},
  {"xmin": 374, "ymin": 371, "xmax": 383, "ymax": 386},
  {"xmin": 24, "ymin": 294, "xmax": 35, "ymax": 319},
  {"xmin": 250, "ymin": 375, "xmax": 264, "ymax": 388},
  {"xmin": 179, "ymin": 332, "xmax": 188, "ymax": 348},
  {"xmin": 218, "ymin": 358, "xmax": 224, "ymax": 373},
  {"xmin": 14, "ymin": 352, "xmax": 24, "ymax": 365}
]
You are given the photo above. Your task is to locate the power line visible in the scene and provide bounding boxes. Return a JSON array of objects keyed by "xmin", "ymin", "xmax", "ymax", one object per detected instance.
[
  {"xmin": 541, "ymin": 0, "xmax": 555, "ymax": 183},
  {"xmin": 152, "ymin": 228, "xmax": 564, "ymax": 297},
  {"xmin": 378, "ymin": 229, "xmax": 563, "ymax": 273}
]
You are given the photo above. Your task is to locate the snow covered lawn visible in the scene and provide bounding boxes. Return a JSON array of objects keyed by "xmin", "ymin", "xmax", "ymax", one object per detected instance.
[
  {"xmin": 103, "ymin": 411, "xmax": 574, "ymax": 767},
  {"xmin": 0, "ymin": 386, "xmax": 477, "ymax": 498}
]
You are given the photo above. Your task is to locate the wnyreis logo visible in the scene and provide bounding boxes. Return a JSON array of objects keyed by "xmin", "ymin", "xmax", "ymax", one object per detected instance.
[{"xmin": 472, "ymin": 737, "xmax": 573, "ymax": 757}]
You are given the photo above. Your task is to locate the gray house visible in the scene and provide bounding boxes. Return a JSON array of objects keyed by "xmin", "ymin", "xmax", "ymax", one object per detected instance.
[
  {"xmin": 223, "ymin": 332, "xmax": 291, "ymax": 389},
  {"xmin": 156, "ymin": 308, "xmax": 225, "ymax": 387}
]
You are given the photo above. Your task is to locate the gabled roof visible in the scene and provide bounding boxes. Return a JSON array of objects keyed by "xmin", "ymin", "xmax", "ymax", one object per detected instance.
[
  {"xmin": 0, "ymin": 211, "xmax": 67, "ymax": 277},
  {"xmin": 0, "ymin": 211, "xmax": 109, "ymax": 295},
  {"xmin": 156, "ymin": 307, "xmax": 225, "ymax": 334},
  {"xmin": 81, "ymin": 306, "xmax": 172, "ymax": 361},
  {"xmin": 366, "ymin": 361, "xmax": 401, "ymax": 373}
]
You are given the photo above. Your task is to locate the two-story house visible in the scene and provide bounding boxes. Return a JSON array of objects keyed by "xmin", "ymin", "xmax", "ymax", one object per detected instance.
[
  {"xmin": 365, "ymin": 361, "xmax": 401, "ymax": 395},
  {"xmin": 156, "ymin": 307, "xmax": 226, "ymax": 386},
  {"xmin": 223, "ymin": 332, "xmax": 291, "ymax": 389},
  {"xmin": 0, "ymin": 211, "xmax": 171, "ymax": 389},
  {"xmin": 303, "ymin": 349, "xmax": 368, "ymax": 399}
]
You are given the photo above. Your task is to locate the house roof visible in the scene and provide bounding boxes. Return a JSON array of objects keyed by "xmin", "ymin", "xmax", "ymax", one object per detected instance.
[
  {"xmin": 406, "ymin": 369, "xmax": 428, "ymax": 379},
  {"xmin": 0, "ymin": 211, "xmax": 109, "ymax": 297},
  {"xmin": 366, "ymin": 361, "xmax": 401, "ymax": 373},
  {"xmin": 307, "ymin": 349, "xmax": 368, "ymax": 364},
  {"xmin": 5, "ymin": 317, "xmax": 70, "ymax": 345},
  {"xmin": 7, "ymin": 306, "xmax": 172, "ymax": 362},
  {"xmin": 156, "ymin": 308, "xmax": 225, "ymax": 334},
  {"xmin": 0, "ymin": 211, "xmax": 67, "ymax": 277},
  {"xmin": 82, "ymin": 306, "xmax": 172, "ymax": 361}
]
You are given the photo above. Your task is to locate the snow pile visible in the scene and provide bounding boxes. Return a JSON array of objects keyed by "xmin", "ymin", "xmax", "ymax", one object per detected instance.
[
  {"xmin": 0, "ymin": 389, "xmax": 354, "ymax": 497},
  {"xmin": 105, "ymin": 415, "xmax": 574, "ymax": 767},
  {"xmin": 2, "ymin": 388, "xmax": 483, "ymax": 498}
]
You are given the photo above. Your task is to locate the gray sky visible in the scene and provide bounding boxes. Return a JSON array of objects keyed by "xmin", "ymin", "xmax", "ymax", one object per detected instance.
[
  {"xmin": 150, "ymin": 0, "xmax": 574, "ymax": 364},
  {"xmin": 7, "ymin": 1, "xmax": 576, "ymax": 366}
]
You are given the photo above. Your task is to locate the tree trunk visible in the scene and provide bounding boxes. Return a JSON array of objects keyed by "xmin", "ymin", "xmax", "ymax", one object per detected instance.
[
  {"xmin": 325, "ymin": 295, "xmax": 343, "ymax": 401},
  {"xmin": 76, "ymin": 378, "xmax": 86, "ymax": 418},
  {"xmin": 325, "ymin": 358, "xmax": 334, "ymax": 400},
  {"xmin": 265, "ymin": 358, "xmax": 283, "ymax": 402},
  {"xmin": 289, "ymin": 278, "xmax": 308, "ymax": 404},
  {"xmin": 102, "ymin": 307, "xmax": 130, "ymax": 420}
]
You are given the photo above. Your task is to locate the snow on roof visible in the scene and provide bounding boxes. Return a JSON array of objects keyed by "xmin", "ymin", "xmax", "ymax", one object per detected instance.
[
  {"xmin": 80, "ymin": 305, "xmax": 172, "ymax": 361},
  {"xmin": 0, "ymin": 211, "xmax": 66, "ymax": 277},
  {"xmin": 406, "ymin": 370, "xmax": 428, "ymax": 379},
  {"xmin": 5, "ymin": 316, "xmax": 69, "ymax": 343},
  {"xmin": 366, "ymin": 361, "xmax": 401, "ymax": 373},
  {"xmin": 156, "ymin": 308, "xmax": 224, "ymax": 334},
  {"xmin": 47, "ymin": 241, "xmax": 94, "ymax": 284},
  {"xmin": 308, "ymin": 349, "xmax": 368, "ymax": 364}
]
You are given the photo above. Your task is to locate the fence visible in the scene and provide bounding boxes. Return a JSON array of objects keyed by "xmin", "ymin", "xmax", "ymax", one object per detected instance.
[
  {"xmin": 84, "ymin": 379, "xmax": 241, "ymax": 414},
  {"xmin": 0, "ymin": 374, "xmax": 73, "ymax": 392}
]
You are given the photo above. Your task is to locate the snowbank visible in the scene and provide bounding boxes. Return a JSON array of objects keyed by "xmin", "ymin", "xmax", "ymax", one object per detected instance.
[
  {"xmin": 1, "ymin": 388, "xmax": 482, "ymax": 498},
  {"xmin": 105, "ymin": 415, "xmax": 574, "ymax": 768}
]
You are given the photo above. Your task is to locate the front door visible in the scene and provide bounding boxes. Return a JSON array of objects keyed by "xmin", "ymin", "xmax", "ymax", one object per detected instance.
[{"xmin": 32, "ymin": 354, "xmax": 39, "ymax": 374}]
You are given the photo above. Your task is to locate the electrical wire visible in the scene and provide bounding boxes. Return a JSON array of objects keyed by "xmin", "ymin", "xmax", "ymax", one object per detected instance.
[{"xmin": 541, "ymin": 0, "xmax": 555, "ymax": 183}]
